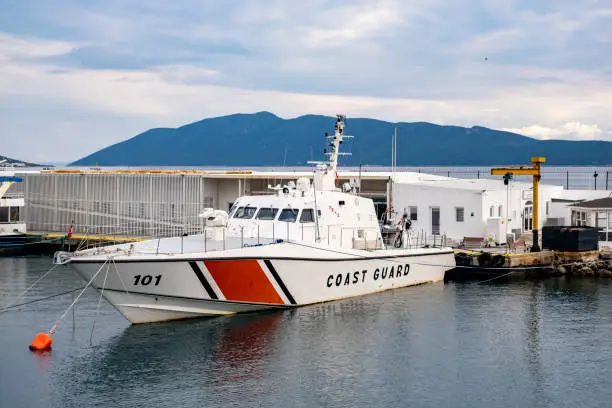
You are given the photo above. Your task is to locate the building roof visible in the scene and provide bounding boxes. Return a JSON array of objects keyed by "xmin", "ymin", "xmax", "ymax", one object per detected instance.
[
  {"xmin": 553, "ymin": 189, "xmax": 612, "ymax": 201},
  {"xmin": 570, "ymin": 197, "xmax": 612, "ymax": 209},
  {"xmin": 551, "ymin": 198, "xmax": 581, "ymax": 203},
  {"xmin": 392, "ymin": 172, "xmax": 532, "ymax": 192}
]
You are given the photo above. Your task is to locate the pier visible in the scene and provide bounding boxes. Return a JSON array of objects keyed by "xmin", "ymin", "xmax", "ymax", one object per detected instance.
[{"xmin": 448, "ymin": 247, "xmax": 612, "ymax": 281}]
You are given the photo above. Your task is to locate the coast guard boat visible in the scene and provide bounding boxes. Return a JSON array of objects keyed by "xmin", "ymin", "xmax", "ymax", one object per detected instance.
[{"xmin": 54, "ymin": 115, "xmax": 455, "ymax": 323}]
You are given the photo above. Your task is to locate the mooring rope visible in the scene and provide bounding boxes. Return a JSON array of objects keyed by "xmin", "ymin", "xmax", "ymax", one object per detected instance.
[
  {"xmin": 48, "ymin": 258, "xmax": 110, "ymax": 335},
  {"xmin": 0, "ymin": 286, "xmax": 84, "ymax": 313},
  {"xmin": 0, "ymin": 264, "xmax": 60, "ymax": 313},
  {"xmin": 89, "ymin": 262, "xmax": 110, "ymax": 346}
]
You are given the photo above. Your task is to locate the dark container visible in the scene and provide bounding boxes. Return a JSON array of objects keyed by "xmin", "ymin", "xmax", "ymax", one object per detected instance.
[{"xmin": 542, "ymin": 226, "xmax": 599, "ymax": 251}]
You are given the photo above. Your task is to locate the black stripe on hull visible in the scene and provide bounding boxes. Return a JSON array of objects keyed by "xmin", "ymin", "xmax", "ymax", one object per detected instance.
[
  {"xmin": 264, "ymin": 259, "xmax": 296, "ymax": 305},
  {"xmin": 188, "ymin": 261, "xmax": 219, "ymax": 300}
]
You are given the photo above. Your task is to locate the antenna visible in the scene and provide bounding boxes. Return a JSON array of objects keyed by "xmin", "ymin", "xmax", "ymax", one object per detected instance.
[
  {"xmin": 312, "ymin": 168, "xmax": 321, "ymax": 242},
  {"xmin": 307, "ymin": 114, "xmax": 353, "ymax": 191},
  {"xmin": 324, "ymin": 114, "xmax": 352, "ymax": 172},
  {"xmin": 393, "ymin": 127, "xmax": 397, "ymax": 179},
  {"xmin": 358, "ymin": 163, "xmax": 362, "ymax": 195},
  {"xmin": 391, "ymin": 130, "xmax": 394, "ymax": 175},
  {"xmin": 282, "ymin": 144, "xmax": 288, "ymax": 167}
]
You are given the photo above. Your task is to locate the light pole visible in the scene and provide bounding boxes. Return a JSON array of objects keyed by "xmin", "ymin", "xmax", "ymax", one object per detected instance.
[{"xmin": 503, "ymin": 172, "xmax": 513, "ymax": 250}]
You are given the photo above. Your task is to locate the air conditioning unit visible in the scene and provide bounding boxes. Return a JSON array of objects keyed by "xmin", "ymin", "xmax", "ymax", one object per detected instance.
[{"xmin": 544, "ymin": 217, "xmax": 564, "ymax": 227}]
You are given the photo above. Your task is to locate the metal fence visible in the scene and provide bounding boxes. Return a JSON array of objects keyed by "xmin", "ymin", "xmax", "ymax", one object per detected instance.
[
  {"xmin": 357, "ymin": 166, "xmax": 612, "ymax": 190},
  {"xmin": 24, "ymin": 173, "xmax": 215, "ymax": 237}
]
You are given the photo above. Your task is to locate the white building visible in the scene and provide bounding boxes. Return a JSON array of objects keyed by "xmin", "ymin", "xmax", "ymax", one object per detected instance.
[
  {"xmin": 547, "ymin": 190, "xmax": 612, "ymax": 227},
  {"xmin": 567, "ymin": 197, "xmax": 612, "ymax": 241},
  {"xmin": 391, "ymin": 173, "xmax": 564, "ymax": 244}
]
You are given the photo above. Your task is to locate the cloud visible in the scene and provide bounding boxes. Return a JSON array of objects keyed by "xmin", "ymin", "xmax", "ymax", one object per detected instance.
[
  {"xmin": 0, "ymin": 0, "xmax": 612, "ymax": 162},
  {"xmin": 302, "ymin": 1, "xmax": 404, "ymax": 49},
  {"xmin": 0, "ymin": 33, "xmax": 75, "ymax": 58},
  {"xmin": 503, "ymin": 122, "xmax": 604, "ymax": 140}
]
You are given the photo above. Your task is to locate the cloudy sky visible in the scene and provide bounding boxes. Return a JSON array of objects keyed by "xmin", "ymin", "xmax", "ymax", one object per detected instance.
[{"xmin": 1, "ymin": 0, "xmax": 611, "ymax": 162}]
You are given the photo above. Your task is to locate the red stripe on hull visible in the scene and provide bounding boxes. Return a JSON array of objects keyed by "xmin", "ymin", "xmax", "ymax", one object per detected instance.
[{"xmin": 204, "ymin": 260, "xmax": 285, "ymax": 304}]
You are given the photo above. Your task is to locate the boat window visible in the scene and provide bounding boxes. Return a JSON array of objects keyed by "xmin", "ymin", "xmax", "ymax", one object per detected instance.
[
  {"xmin": 233, "ymin": 207, "xmax": 257, "ymax": 219},
  {"xmin": 278, "ymin": 208, "xmax": 299, "ymax": 222},
  {"xmin": 228, "ymin": 203, "xmax": 238, "ymax": 217},
  {"xmin": 256, "ymin": 208, "xmax": 279, "ymax": 220},
  {"xmin": 300, "ymin": 209, "xmax": 315, "ymax": 223}
]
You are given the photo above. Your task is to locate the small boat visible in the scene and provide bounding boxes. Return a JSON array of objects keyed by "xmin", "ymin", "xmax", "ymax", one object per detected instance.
[
  {"xmin": 54, "ymin": 115, "xmax": 456, "ymax": 323},
  {"xmin": 0, "ymin": 165, "xmax": 39, "ymax": 255}
]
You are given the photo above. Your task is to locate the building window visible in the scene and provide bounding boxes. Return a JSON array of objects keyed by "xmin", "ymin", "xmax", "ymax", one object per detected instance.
[
  {"xmin": 546, "ymin": 201, "xmax": 549, "ymax": 215},
  {"xmin": 9, "ymin": 207, "xmax": 20, "ymax": 222},
  {"xmin": 409, "ymin": 206, "xmax": 418, "ymax": 221},
  {"xmin": 596, "ymin": 212, "xmax": 609, "ymax": 228},
  {"xmin": 456, "ymin": 207, "xmax": 464, "ymax": 222},
  {"xmin": 572, "ymin": 210, "xmax": 588, "ymax": 226},
  {"xmin": 498, "ymin": 205, "xmax": 503, "ymax": 217},
  {"xmin": 490, "ymin": 206, "xmax": 494, "ymax": 217}
]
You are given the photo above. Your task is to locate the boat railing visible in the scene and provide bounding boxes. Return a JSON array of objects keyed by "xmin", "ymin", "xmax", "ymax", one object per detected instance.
[
  {"xmin": 141, "ymin": 223, "xmax": 386, "ymax": 255},
  {"xmin": 58, "ymin": 219, "xmax": 450, "ymax": 255},
  {"xmin": 165, "ymin": 224, "xmax": 454, "ymax": 254}
]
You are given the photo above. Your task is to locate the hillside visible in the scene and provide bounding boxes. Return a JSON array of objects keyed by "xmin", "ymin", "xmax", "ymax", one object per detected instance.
[
  {"xmin": 0, "ymin": 154, "xmax": 42, "ymax": 167},
  {"xmin": 70, "ymin": 112, "xmax": 612, "ymax": 166}
]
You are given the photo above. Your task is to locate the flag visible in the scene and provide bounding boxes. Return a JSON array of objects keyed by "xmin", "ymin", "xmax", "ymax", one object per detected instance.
[{"xmin": 67, "ymin": 223, "xmax": 73, "ymax": 238}]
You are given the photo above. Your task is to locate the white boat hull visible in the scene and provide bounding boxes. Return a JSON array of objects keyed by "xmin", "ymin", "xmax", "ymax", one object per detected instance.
[{"xmin": 69, "ymin": 243, "xmax": 455, "ymax": 323}]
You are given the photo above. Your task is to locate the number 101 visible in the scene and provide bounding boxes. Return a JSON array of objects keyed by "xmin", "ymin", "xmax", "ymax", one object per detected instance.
[{"xmin": 133, "ymin": 274, "xmax": 162, "ymax": 286}]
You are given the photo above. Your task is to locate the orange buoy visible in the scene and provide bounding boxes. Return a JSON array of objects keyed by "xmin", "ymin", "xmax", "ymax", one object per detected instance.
[{"xmin": 29, "ymin": 333, "xmax": 52, "ymax": 351}]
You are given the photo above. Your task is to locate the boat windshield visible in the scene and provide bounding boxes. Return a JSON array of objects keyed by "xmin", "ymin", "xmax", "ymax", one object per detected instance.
[
  {"xmin": 278, "ymin": 208, "xmax": 299, "ymax": 222},
  {"xmin": 256, "ymin": 208, "xmax": 279, "ymax": 220},
  {"xmin": 233, "ymin": 207, "xmax": 257, "ymax": 219},
  {"xmin": 300, "ymin": 209, "xmax": 314, "ymax": 223}
]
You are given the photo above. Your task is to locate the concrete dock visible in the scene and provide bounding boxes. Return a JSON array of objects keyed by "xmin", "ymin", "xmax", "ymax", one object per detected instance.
[{"xmin": 447, "ymin": 247, "xmax": 612, "ymax": 281}]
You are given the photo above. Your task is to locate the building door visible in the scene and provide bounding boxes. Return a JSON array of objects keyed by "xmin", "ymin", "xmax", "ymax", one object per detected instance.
[
  {"xmin": 431, "ymin": 207, "xmax": 440, "ymax": 235},
  {"xmin": 523, "ymin": 204, "xmax": 533, "ymax": 231},
  {"xmin": 372, "ymin": 196, "xmax": 387, "ymax": 221}
]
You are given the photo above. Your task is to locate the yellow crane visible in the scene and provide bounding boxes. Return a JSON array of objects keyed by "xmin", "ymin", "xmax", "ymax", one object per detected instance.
[{"xmin": 491, "ymin": 157, "xmax": 546, "ymax": 252}]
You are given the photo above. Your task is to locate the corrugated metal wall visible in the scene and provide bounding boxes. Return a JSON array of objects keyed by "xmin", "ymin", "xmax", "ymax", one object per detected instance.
[{"xmin": 24, "ymin": 173, "xmax": 215, "ymax": 237}]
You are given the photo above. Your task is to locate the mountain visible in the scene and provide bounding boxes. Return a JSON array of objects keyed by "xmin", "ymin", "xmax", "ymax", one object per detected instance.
[
  {"xmin": 70, "ymin": 112, "xmax": 612, "ymax": 166},
  {"xmin": 0, "ymin": 154, "xmax": 43, "ymax": 167}
]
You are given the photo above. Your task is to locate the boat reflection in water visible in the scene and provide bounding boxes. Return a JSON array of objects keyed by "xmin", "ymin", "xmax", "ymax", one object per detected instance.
[{"xmin": 52, "ymin": 310, "xmax": 286, "ymax": 402}]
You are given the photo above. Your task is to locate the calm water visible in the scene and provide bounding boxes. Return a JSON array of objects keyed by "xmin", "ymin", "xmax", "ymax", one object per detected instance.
[{"xmin": 1, "ymin": 257, "xmax": 611, "ymax": 408}]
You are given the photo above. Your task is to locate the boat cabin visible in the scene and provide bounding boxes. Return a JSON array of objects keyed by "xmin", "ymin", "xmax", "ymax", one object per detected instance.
[{"xmin": 220, "ymin": 176, "xmax": 382, "ymax": 249}]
